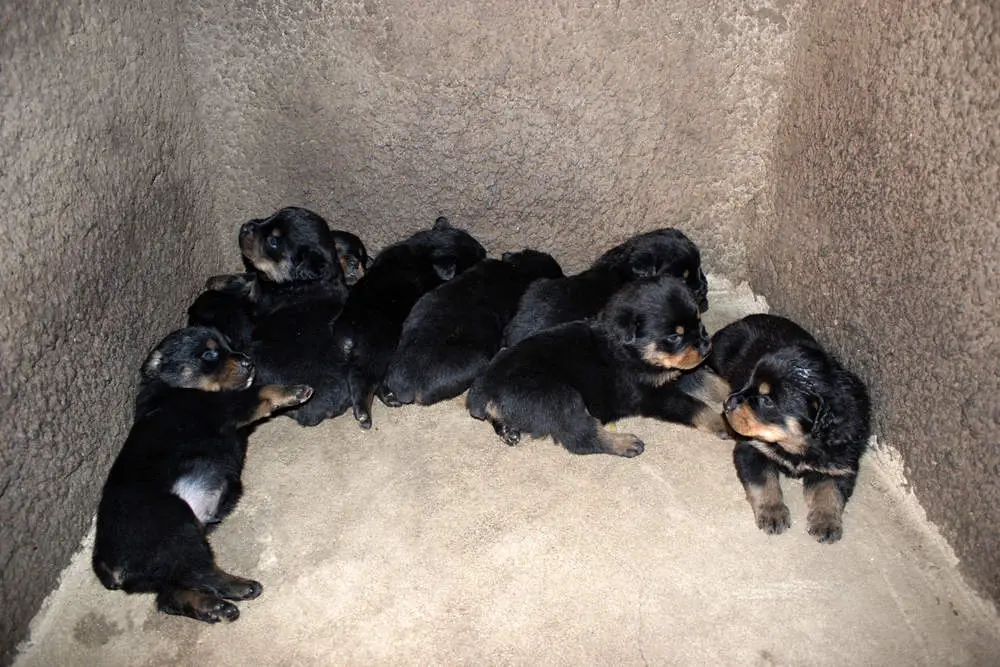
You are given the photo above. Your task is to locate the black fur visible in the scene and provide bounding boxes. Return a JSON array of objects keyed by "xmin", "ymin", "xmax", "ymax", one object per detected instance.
[
  {"xmin": 468, "ymin": 275, "xmax": 719, "ymax": 457},
  {"xmin": 709, "ymin": 314, "xmax": 871, "ymax": 543},
  {"xmin": 383, "ymin": 249, "xmax": 563, "ymax": 406},
  {"xmin": 186, "ymin": 275, "xmax": 257, "ymax": 352},
  {"xmin": 238, "ymin": 207, "xmax": 359, "ymax": 426},
  {"xmin": 92, "ymin": 327, "xmax": 313, "ymax": 623},
  {"xmin": 504, "ymin": 228, "xmax": 708, "ymax": 346},
  {"xmin": 333, "ymin": 217, "xmax": 487, "ymax": 428}
]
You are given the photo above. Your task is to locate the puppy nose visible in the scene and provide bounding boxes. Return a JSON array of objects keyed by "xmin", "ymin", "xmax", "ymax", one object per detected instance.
[
  {"xmin": 236, "ymin": 354, "xmax": 253, "ymax": 369},
  {"xmin": 724, "ymin": 394, "xmax": 742, "ymax": 412}
]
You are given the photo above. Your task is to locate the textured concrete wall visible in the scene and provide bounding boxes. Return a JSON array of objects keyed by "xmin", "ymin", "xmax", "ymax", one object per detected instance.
[
  {"xmin": 751, "ymin": 0, "xmax": 999, "ymax": 602},
  {"xmin": 0, "ymin": 1, "xmax": 222, "ymax": 661},
  {"xmin": 183, "ymin": 0, "xmax": 800, "ymax": 272}
]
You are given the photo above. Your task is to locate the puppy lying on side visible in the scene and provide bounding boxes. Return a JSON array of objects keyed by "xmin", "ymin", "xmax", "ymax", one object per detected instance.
[
  {"xmin": 383, "ymin": 249, "xmax": 563, "ymax": 406},
  {"xmin": 468, "ymin": 275, "xmax": 721, "ymax": 457},
  {"xmin": 236, "ymin": 207, "xmax": 362, "ymax": 426},
  {"xmin": 333, "ymin": 217, "xmax": 487, "ymax": 429},
  {"xmin": 504, "ymin": 228, "xmax": 708, "ymax": 346},
  {"xmin": 93, "ymin": 327, "xmax": 312, "ymax": 623},
  {"xmin": 709, "ymin": 314, "xmax": 871, "ymax": 543}
]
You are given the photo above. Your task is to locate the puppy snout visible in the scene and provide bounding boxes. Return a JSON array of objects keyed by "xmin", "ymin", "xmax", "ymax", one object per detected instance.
[
  {"xmin": 235, "ymin": 354, "xmax": 253, "ymax": 369},
  {"xmin": 724, "ymin": 394, "xmax": 743, "ymax": 413}
]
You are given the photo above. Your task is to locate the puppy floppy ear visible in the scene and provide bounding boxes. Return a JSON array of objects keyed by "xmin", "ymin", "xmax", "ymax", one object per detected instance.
[
  {"xmin": 433, "ymin": 258, "xmax": 457, "ymax": 281},
  {"xmin": 630, "ymin": 253, "xmax": 660, "ymax": 279},
  {"xmin": 608, "ymin": 310, "xmax": 642, "ymax": 345},
  {"xmin": 291, "ymin": 248, "xmax": 334, "ymax": 281}
]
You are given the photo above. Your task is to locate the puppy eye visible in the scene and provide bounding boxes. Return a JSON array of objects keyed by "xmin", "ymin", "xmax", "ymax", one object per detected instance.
[
  {"xmin": 665, "ymin": 333, "xmax": 683, "ymax": 345},
  {"xmin": 265, "ymin": 236, "xmax": 280, "ymax": 250},
  {"xmin": 201, "ymin": 349, "xmax": 219, "ymax": 362}
]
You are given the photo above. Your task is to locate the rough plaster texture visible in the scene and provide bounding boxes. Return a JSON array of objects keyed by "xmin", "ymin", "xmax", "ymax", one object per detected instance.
[
  {"xmin": 4, "ymin": 0, "xmax": 1000, "ymax": 662},
  {"xmin": 183, "ymin": 0, "xmax": 800, "ymax": 273},
  {"xmin": 0, "ymin": 1, "xmax": 222, "ymax": 661},
  {"xmin": 748, "ymin": 0, "xmax": 1000, "ymax": 603},
  {"xmin": 14, "ymin": 282, "xmax": 1000, "ymax": 666}
]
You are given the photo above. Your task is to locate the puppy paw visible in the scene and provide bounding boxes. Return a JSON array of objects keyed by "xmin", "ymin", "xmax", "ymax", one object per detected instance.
[
  {"xmin": 378, "ymin": 387, "xmax": 403, "ymax": 408},
  {"xmin": 492, "ymin": 421, "xmax": 521, "ymax": 446},
  {"xmin": 807, "ymin": 510, "xmax": 843, "ymax": 543},
  {"xmin": 203, "ymin": 599, "xmax": 241, "ymax": 623},
  {"xmin": 603, "ymin": 432, "xmax": 645, "ymax": 458},
  {"xmin": 219, "ymin": 578, "xmax": 262, "ymax": 601},
  {"xmin": 755, "ymin": 503, "xmax": 791, "ymax": 535},
  {"xmin": 354, "ymin": 407, "xmax": 373, "ymax": 429}
]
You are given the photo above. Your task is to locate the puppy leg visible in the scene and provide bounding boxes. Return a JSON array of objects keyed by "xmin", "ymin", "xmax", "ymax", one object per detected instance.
[
  {"xmin": 734, "ymin": 441, "xmax": 791, "ymax": 534},
  {"xmin": 156, "ymin": 588, "xmax": 240, "ymax": 623},
  {"xmin": 376, "ymin": 384, "xmax": 403, "ymax": 408},
  {"xmin": 237, "ymin": 384, "xmax": 314, "ymax": 427},
  {"xmin": 481, "ymin": 400, "xmax": 520, "ymax": 445},
  {"xmin": 639, "ymin": 385, "xmax": 727, "ymax": 434},
  {"xmin": 348, "ymin": 367, "xmax": 377, "ymax": 429},
  {"xmin": 189, "ymin": 566, "xmax": 263, "ymax": 601},
  {"xmin": 803, "ymin": 473, "xmax": 855, "ymax": 543},
  {"xmin": 552, "ymin": 393, "xmax": 644, "ymax": 457}
]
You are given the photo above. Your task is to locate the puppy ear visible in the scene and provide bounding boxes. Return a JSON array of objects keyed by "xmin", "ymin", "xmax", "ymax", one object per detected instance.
[
  {"xmin": 291, "ymin": 248, "xmax": 333, "ymax": 281},
  {"xmin": 433, "ymin": 216, "xmax": 452, "ymax": 230},
  {"xmin": 609, "ymin": 311, "xmax": 641, "ymax": 345},
  {"xmin": 433, "ymin": 258, "xmax": 457, "ymax": 281},
  {"xmin": 630, "ymin": 253, "xmax": 659, "ymax": 279}
]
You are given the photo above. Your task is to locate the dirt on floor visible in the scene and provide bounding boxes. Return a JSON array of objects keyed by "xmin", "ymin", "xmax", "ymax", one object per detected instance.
[{"xmin": 14, "ymin": 279, "xmax": 1000, "ymax": 667}]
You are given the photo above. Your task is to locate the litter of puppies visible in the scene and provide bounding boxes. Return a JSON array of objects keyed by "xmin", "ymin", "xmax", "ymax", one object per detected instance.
[{"xmin": 93, "ymin": 207, "xmax": 872, "ymax": 622}]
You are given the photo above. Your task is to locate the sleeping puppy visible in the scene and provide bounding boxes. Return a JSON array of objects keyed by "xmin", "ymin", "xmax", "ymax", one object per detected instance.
[
  {"xmin": 332, "ymin": 229, "xmax": 370, "ymax": 286},
  {"xmin": 383, "ymin": 249, "xmax": 563, "ymax": 406},
  {"xmin": 92, "ymin": 327, "xmax": 312, "ymax": 623},
  {"xmin": 186, "ymin": 274, "xmax": 257, "ymax": 352},
  {"xmin": 333, "ymin": 216, "xmax": 487, "ymax": 429},
  {"xmin": 709, "ymin": 314, "xmax": 871, "ymax": 543},
  {"xmin": 468, "ymin": 274, "xmax": 721, "ymax": 457},
  {"xmin": 504, "ymin": 228, "xmax": 708, "ymax": 346},
  {"xmin": 238, "ymin": 207, "xmax": 358, "ymax": 426}
]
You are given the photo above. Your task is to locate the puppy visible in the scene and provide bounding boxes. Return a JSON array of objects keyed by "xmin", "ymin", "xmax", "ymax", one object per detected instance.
[
  {"xmin": 93, "ymin": 327, "xmax": 312, "ymax": 623},
  {"xmin": 333, "ymin": 217, "xmax": 487, "ymax": 429},
  {"xmin": 468, "ymin": 275, "xmax": 721, "ymax": 457},
  {"xmin": 383, "ymin": 249, "xmax": 563, "ymax": 406},
  {"xmin": 238, "ymin": 207, "xmax": 359, "ymax": 426},
  {"xmin": 186, "ymin": 274, "xmax": 257, "ymax": 352},
  {"xmin": 504, "ymin": 228, "xmax": 708, "ymax": 346},
  {"xmin": 709, "ymin": 314, "xmax": 871, "ymax": 543},
  {"xmin": 332, "ymin": 229, "xmax": 370, "ymax": 286}
]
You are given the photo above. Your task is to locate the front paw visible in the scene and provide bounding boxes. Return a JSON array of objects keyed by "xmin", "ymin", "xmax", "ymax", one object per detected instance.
[
  {"xmin": 807, "ymin": 510, "xmax": 843, "ymax": 543},
  {"xmin": 755, "ymin": 503, "xmax": 791, "ymax": 535},
  {"xmin": 354, "ymin": 406, "xmax": 373, "ymax": 429},
  {"xmin": 279, "ymin": 384, "xmax": 313, "ymax": 408},
  {"xmin": 378, "ymin": 387, "xmax": 403, "ymax": 408},
  {"xmin": 492, "ymin": 421, "xmax": 521, "ymax": 446}
]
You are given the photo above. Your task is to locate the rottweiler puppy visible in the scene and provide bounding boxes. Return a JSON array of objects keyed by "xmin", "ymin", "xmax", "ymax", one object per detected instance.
[
  {"xmin": 383, "ymin": 249, "xmax": 563, "ymax": 406},
  {"xmin": 186, "ymin": 274, "xmax": 257, "ymax": 352},
  {"xmin": 333, "ymin": 216, "xmax": 487, "ymax": 429},
  {"xmin": 93, "ymin": 327, "xmax": 312, "ymax": 623},
  {"xmin": 504, "ymin": 228, "xmax": 708, "ymax": 346},
  {"xmin": 709, "ymin": 314, "xmax": 871, "ymax": 543},
  {"xmin": 468, "ymin": 275, "xmax": 722, "ymax": 457},
  {"xmin": 237, "ymin": 207, "xmax": 360, "ymax": 426},
  {"xmin": 331, "ymin": 229, "xmax": 370, "ymax": 286}
]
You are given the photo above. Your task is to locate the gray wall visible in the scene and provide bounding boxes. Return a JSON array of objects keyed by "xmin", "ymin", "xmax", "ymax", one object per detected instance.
[
  {"xmin": 750, "ymin": 0, "xmax": 1000, "ymax": 603},
  {"xmin": 2, "ymin": 0, "xmax": 996, "ymax": 660},
  {"xmin": 0, "ymin": 1, "xmax": 222, "ymax": 661}
]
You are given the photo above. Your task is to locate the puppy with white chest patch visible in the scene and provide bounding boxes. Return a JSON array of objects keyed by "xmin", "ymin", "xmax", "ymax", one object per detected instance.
[
  {"xmin": 709, "ymin": 314, "xmax": 871, "ymax": 543},
  {"xmin": 92, "ymin": 327, "xmax": 313, "ymax": 623}
]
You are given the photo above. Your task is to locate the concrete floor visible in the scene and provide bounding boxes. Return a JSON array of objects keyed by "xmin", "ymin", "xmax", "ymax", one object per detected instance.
[{"xmin": 14, "ymin": 279, "xmax": 1000, "ymax": 667}]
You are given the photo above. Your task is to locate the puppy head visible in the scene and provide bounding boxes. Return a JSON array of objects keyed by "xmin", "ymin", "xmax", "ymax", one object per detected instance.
[
  {"xmin": 600, "ymin": 275, "xmax": 710, "ymax": 371},
  {"xmin": 331, "ymin": 230, "xmax": 370, "ymax": 286},
  {"xmin": 408, "ymin": 216, "xmax": 487, "ymax": 279},
  {"xmin": 723, "ymin": 344, "xmax": 831, "ymax": 455},
  {"xmin": 239, "ymin": 207, "xmax": 342, "ymax": 285},
  {"xmin": 142, "ymin": 326, "xmax": 255, "ymax": 391},
  {"xmin": 598, "ymin": 228, "xmax": 709, "ymax": 311},
  {"xmin": 500, "ymin": 249, "xmax": 564, "ymax": 280}
]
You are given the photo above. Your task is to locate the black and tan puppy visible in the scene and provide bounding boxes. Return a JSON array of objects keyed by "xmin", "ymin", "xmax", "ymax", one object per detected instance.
[
  {"xmin": 709, "ymin": 314, "xmax": 871, "ymax": 543},
  {"xmin": 237, "ymin": 206, "xmax": 360, "ymax": 426},
  {"xmin": 331, "ymin": 229, "xmax": 370, "ymax": 286},
  {"xmin": 504, "ymin": 228, "xmax": 708, "ymax": 346},
  {"xmin": 333, "ymin": 216, "xmax": 487, "ymax": 429},
  {"xmin": 383, "ymin": 249, "xmax": 563, "ymax": 406},
  {"xmin": 468, "ymin": 275, "xmax": 721, "ymax": 457},
  {"xmin": 93, "ymin": 327, "xmax": 312, "ymax": 623}
]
